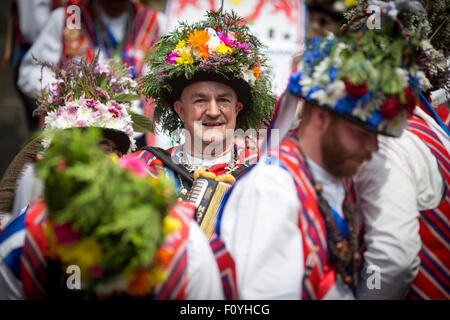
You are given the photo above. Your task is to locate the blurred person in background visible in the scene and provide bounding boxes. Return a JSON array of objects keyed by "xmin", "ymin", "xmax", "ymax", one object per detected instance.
[
  {"xmin": 17, "ymin": 0, "xmax": 165, "ymax": 148},
  {"xmin": 3, "ymin": 0, "xmax": 67, "ymax": 132}
]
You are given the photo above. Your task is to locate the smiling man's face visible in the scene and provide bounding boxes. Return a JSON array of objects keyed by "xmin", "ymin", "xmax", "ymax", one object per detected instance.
[{"xmin": 174, "ymin": 81, "xmax": 243, "ymax": 154}]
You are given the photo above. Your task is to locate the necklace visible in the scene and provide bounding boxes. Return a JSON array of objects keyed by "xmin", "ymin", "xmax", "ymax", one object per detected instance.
[
  {"xmin": 176, "ymin": 147, "xmax": 238, "ymax": 197},
  {"xmin": 298, "ymin": 146, "xmax": 360, "ymax": 288},
  {"xmin": 178, "ymin": 147, "xmax": 237, "ymax": 175}
]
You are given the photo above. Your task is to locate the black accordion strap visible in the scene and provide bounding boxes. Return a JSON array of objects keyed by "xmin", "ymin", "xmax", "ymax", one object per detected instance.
[
  {"xmin": 140, "ymin": 146, "xmax": 194, "ymax": 186},
  {"xmin": 230, "ymin": 164, "xmax": 249, "ymax": 178}
]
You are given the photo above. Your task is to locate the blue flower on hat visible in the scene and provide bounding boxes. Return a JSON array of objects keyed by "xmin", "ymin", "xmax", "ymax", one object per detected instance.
[
  {"xmin": 367, "ymin": 111, "xmax": 382, "ymax": 129},
  {"xmin": 329, "ymin": 66, "xmax": 338, "ymax": 82},
  {"xmin": 306, "ymin": 86, "xmax": 322, "ymax": 100},
  {"xmin": 288, "ymin": 72, "xmax": 303, "ymax": 96},
  {"xmin": 335, "ymin": 96, "xmax": 358, "ymax": 115}
]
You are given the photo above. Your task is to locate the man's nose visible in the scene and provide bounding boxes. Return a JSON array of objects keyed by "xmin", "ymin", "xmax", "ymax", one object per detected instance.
[{"xmin": 206, "ymin": 99, "xmax": 221, "ymax": 118}]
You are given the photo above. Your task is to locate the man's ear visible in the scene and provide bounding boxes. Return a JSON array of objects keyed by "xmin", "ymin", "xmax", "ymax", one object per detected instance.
[
  {"xmin": 235, "ymin": 101, "xmax": 244, "ymax": 114},
  {"xmin": 174, "ymin": 100, "xmax": 185, "ymax": 122},
  {"xmin": 312, "ymin": 107, "xmax": 332, "ymax": 133}
]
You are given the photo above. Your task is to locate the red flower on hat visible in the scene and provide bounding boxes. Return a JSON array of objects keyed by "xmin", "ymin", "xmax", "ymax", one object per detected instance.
[
  {"xmin": 402, "ymin": 87, "xmax": 417, "ymax": 116},
  {"xmin": 343, "ymin": 78, "xmax": 368, "ymax": 98},
  {"xmin": 381, "ymin": 97, "xmax": 401, "ymax": 119}
]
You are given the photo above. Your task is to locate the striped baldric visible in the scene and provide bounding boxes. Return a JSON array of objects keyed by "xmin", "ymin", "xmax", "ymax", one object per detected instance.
[
  {"xmin": 209, "ymin": 232, "xmax": 239, "ymax": 299},
  {"xmin": 269, "ymin": 136, "xmax": 336, "ymax": 299},
  {"xmin": 20, "ymin": 201, "xmax": 48, "ymax": 299},
  {"xmin": 407, "ymin": 115, "xmax": 450, "ymax": 300},
  {"xmin": 153, "ymin": 201, "xmax": 192, "ymax": 300}
]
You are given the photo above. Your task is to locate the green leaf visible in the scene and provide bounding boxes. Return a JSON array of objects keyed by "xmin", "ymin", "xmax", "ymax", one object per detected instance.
[
  {"xmin": 112, "ymin": 93, "xmax": 140, "ymax": 103},
  {"xmin": 130, "ymin": 112, "xmax": 154, "ymax": 133}
]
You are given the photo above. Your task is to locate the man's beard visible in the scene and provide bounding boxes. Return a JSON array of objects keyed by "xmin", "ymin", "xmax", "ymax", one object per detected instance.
[{"xmin": 320, "ymin": 124, "xmax": 372, "ymax": 178}]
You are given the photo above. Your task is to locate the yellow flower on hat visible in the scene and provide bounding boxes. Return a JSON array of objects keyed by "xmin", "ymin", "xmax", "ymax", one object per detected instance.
[
  {"xmin": 149, "ymin": 267, "xmax": 169, "ymax": 287},
  {"xmin": 162, "ymin": 215, "xmax": 181, "ymax": 235},
  {"xmin": 57, "ymin": 239, "xmax": 103, "ymax": 275},
  {"xmin": 216, "ymin": 42, "xmax": 233, "ymax": 55},
  {"xmin": 345, "ymin": 0, "xmax": 356, "ymax": 7},
  {"xmin": 175, "ymin": 39, "xmax": 186, "ymax": 51},
  {"xmin": 175, "ymin": 49, "xmax": 194, "ymax": 65}
]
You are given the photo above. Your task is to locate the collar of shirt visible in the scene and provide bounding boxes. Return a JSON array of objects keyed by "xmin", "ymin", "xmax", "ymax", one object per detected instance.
[
  {"xmin": 305, "ymin": 157, "xmax": 346, "ymax": 218},
  {"xmin": 172, "ymin": 145, "xmax": 233, "ymax": 169}
]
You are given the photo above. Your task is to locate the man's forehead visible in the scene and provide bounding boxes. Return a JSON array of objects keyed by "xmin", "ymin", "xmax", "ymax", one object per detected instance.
[{"xmin": 181, "ymin": 81, "xmax": 237, "ymax": 99}]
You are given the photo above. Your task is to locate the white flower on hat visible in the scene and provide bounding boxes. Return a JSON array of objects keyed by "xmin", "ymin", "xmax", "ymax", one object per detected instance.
[
  {"xmin": 333, "ymin": 42, "xmax": 348, "ymax": 68},
  {"xmin": 352, "ymin": 93, "xmax": 384, "ymax": 122},
  {"xmin": 206, "ymin": 28, "xmax": 221, "ymax": 54},
  {"xmin": 241, "ymin": 66, "xmax": 256, "ymax": 85},
  {"xmin": 42, "ymin": 98, "xmax": 136, "ymax": 152},
  {"xmin": 415, "ymin": 70, "xmax": 432, "ymax": 91},
  {"xmin": 395, "ymin": 67, "xmax": 409, "ymax": 88},
  {"xmin": 300, "ymin": 76, "xmax": 313, "ymax": 97},
  {"xmin": 309, "ymin": 79, "xmax": 346, "ymax": 107},
  {"xmin": 312, "ymin": 57, "xmax": 331, "ymax": 85}
]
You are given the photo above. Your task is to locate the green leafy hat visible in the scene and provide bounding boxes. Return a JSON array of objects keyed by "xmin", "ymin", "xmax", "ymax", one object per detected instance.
[
  {"xmin": 344, "ymin": 0, "xmax": 450, "ymax": 94},
  {"xmin": 140, "ymin": 10, "xmax": 277, "ymax": 133},
  {"xmin": 289, "ymin": 7, "xmax": 426, "ymax": 137},
  {"xmin": 37, "ymin": 128, "xmax": 177, "ymax": 297}
]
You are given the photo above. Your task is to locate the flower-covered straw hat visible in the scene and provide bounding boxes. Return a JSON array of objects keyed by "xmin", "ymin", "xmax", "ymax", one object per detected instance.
[
  {"xmin": 289, "ymin": 3, "xmax": 428, "ymax": 137},
  {"xmin": 140, "ymin": 10, "xmax": 277, "ymax": 133},
  {"xmin": 36, "ymin": 56, "xmax": 153, "ymax": 154}
]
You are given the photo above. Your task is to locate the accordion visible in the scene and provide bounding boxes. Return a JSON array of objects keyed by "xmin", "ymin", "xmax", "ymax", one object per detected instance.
[{"xmin": 186, "ymin": 177, "xmax": 232, "ymax": 240}]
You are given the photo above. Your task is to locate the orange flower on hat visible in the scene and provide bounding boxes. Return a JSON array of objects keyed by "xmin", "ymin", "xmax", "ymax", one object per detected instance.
[
  {"xmin": 187, "ymin": 30, "xmax": 210, "ymax": 48},
  {"xmin": 252, "ymin": 65, "xmax": 260, "ymax": 81},
  {"xmin": 194, "ymin": 45, "xmax": 210, "ymax": 60},
  {"xmin": 126, "ymin": 269, "xmax": 152, "ymax": 297}
]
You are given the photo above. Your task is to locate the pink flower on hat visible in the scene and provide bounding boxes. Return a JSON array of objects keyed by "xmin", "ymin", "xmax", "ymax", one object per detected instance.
[
  {"xmin": 53, "ymin": 222, "xmax": 81, "ymax": 245},
  {"xmin": 118, "ymin": 157, "xmax": 148, "ymax": 178}
]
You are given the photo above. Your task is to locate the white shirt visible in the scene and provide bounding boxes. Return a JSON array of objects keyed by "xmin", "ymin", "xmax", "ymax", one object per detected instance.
[
  {"xmin": 220, "ymin": 155, "xmax": 355, "ymax": 299},
  {"xmin": 17, "ymin": 0, "xmax": 53, "ymax": 44},
  {"xmin": 354, "ymin": 110, "xmax": 446, "ymax": 299}
]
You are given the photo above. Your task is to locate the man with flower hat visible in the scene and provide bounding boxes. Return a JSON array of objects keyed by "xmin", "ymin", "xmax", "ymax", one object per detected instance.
[
  {"xmin": 127, "ymin": 10, "xmax": 275, "ymax": 193},
  {"xmin": 0, "ymin": 128, "xmax": 225, "ymax": 300},
  {"xmin": 216, "ymin": 7, "xmax": 426, "ymax": 299},
  {"xmin": 123, "ymin": 9, "xmax": 276, "ymax": 300},
  {"xmin": 347, "ymin": 0, "xmax": 449, "ymax": 300}
]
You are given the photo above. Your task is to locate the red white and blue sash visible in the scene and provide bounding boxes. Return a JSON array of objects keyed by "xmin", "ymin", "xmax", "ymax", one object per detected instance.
[
  {"xmin": 268, "ymin": 136, "xmax": 336, "ymax": 299},
  {"xmin": 407, "ymin": 115, "xmax": 450, "ymax": 300},
  {"xmin": 209, "ymin": 233, "xmax": 239, "ymax": 300},
  {"xmin": 153, "ymin": 201, "xmax": 192, "ymax": 300},
  {"xmin": 20, "ymin": 201, "xmax": 48, "ymax": 300}
]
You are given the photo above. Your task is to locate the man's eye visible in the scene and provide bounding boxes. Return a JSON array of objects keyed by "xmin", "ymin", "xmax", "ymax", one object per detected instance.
[{"xmin": 194, "ymin": 99, "xmax": 206, "ymax": 104}]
